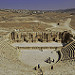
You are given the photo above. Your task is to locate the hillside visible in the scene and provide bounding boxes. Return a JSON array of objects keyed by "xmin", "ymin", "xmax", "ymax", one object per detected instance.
[{"xmin": 0, "ymin": 9, "xmax": 75, "ymax": 32}]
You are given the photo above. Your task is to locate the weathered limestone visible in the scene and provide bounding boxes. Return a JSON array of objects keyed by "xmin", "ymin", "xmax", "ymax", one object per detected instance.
[
  {"xmin": 10, "ymin": 31, "xmax": 72, "ymax": 44},
  {"xmin": 61, "ymin": 40, "xmax": 75, "ymax": 60}
]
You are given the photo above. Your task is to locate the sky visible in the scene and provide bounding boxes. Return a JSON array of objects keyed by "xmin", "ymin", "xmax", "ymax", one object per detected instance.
[{"xmin": 0, "ymin": 0, "xmax": 75, "ymax": 10}]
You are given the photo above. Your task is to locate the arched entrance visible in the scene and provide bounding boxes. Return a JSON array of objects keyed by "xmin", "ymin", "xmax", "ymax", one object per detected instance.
[{"xmin": 56, "ymin": 51, "xmax": 62, "ymax": 62}]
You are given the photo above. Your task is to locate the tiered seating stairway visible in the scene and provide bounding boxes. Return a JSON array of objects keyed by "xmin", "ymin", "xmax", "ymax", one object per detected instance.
[
  {"xmin": 61, "ymin": 40, "xmax": 75, "ymax": 60},
  {"xmin": 0, "ymin": 38, "xmax": 18, "ymax": 60}
]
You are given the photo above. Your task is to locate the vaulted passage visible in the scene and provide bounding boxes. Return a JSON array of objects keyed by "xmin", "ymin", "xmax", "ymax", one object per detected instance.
[
  {"xmin": 53, "ymin": 38, "xmax": 55, "ymax": 41},
  {"xmin": 38, "ymin": 39, "xmax": 43, "ymax": 42},
  {"xmin": 56, "ymin": 51, "xmax": 61, "ymax": 62}
]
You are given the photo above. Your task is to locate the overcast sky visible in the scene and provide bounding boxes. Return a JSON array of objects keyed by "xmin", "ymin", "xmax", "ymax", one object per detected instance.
[{"xmin": 0, "ymin": 0, "xmax": 75, "ymax": 10}]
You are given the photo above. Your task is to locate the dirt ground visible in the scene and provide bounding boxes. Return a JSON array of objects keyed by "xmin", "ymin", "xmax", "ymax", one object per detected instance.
[
  {"xmin": 0, "ymin": 10, "xmax": 75, "ymax": 75},
  {"xmin": 0, "ymin": 10, "xmax": 75, "ymax": 31}
]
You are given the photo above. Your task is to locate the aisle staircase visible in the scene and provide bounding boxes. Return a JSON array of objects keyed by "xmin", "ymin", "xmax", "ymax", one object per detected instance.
[
  {"xmin": 61, "ymin": 40, "xmax": 75, "ymax": 60},
  {"xmin": 0, "ymin": 38, "xmax": 18, "ymax": 60}
]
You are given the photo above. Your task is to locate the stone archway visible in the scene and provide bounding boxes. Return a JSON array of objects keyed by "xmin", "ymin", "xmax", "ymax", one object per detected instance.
[
  {"xmin": 11, "ymin": 32, "xmax": 15, "ymax": 40},
  {"xmin": 56, "ymin": 51, "xmax": 61, "ymax": 62},
  {"xmin": 38, "ymin": 38, "xmax": 43, "ymax": 42},
  {"xmin": 53, "ymin": 38, "xmax": 55, "ymax": 41}
]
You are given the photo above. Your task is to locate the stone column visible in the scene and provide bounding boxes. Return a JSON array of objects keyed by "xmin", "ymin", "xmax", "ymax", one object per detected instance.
[
  {"xmin": 10, "ymin": 33, "xmax": 12, "ymax": 41},
  {"xmin": 18, "ymin": 33, "xmax": 21, "ymax": 42},
  {"xmin": 42, "ymin": 32, "xmax": 44, "ymax": 42},
  {"xmin": 48, "ymin": 33, "xmax": 50, "ymax": 42},
  {"xmin": 56, "ymin": 32, "xmax": 60, "ymax": 43},
  {"xmin": 15, "ymin": 32, "xmax": 18, "ymax": 42},
  {"xmin": 33, "ymin": 32, "xmax": 36, "ymax": 42},
  {"xmin": 43, "ymin": 33, "xmax": 46, "ymax": 42}
]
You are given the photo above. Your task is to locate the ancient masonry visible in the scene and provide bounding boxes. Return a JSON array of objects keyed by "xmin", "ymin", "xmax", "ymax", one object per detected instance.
[
  {"xmin": 9, "ymin": 30, "xmax": 75, "ymax": 61},
  {"xmin": 10, "ymin": 31, "xmax": 68, "ymax": 43},
  {"xmin": 61, "ymin": 41, "xmax": 75, "ymax": 60}
]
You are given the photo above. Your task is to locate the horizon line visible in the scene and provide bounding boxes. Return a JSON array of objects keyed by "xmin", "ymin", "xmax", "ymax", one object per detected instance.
[{"xmin": 0, "ymin": 8, "xmax": 75, "ymax": 11}]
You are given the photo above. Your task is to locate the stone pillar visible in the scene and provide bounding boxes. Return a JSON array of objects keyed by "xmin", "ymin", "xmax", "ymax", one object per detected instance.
[
  {"xmin": 43, "ymin": 33, "xmax": 47, "ymax": 42},
  {"xmin": 33, "ymin": 32, "xmax": 36, "ymax": 42},
  {"xmin": 50, "ymin": 32, "xmax": 53, "ymax": 42},
  {"xmin": 10, "ymin": 33, "xmax": 12, "ymax": 41},
  {"xmin": 28, "ymin": 33, "xmax": 32, "ymax": 42},
  {"xmin": 56, "ymin": 32, "xmax": 61, "ymax": 43},
  {"xmin": 48, "ymin": 33, "xmax": 51, "ymax": 42},
  {"xmin": 18, "ymin": 33, "xmax": 21, "ymax": 42},
  {"xmin": 14, "ymin": 32, "xmax": 18, "ymax": 42},
  {"xmin": 57, "ymin": 32, "xmax": 59, "ymax": 40},
  {"xmin": 42, "ymin": 32, "xmax": 44, "ymax": 42},
  {"xmin": 35, "ymin": 32, "xmax": 38, "ymax": 42}
]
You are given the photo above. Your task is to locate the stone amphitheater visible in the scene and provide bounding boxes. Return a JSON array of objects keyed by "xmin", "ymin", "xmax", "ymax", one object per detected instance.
[
  {"xmin": 0, "ymin": 8, "xmax": 75, "ymax": 75},
  {"xmin": 0, "ymin": 29, "xmax": 75, "ymax": 75}
]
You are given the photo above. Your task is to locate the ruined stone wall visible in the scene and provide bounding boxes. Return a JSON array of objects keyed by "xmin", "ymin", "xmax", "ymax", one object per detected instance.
[
  {"xmin": 17, "ymin": 46, "xmax": 62, "ymax": 50},
  {"xmin": 10, "ymin": 31, "xmax": 62, "ymax": 43},
  {"xmin": 9, "ymin": 30, "xmax": 73, "ymax": 44}
]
